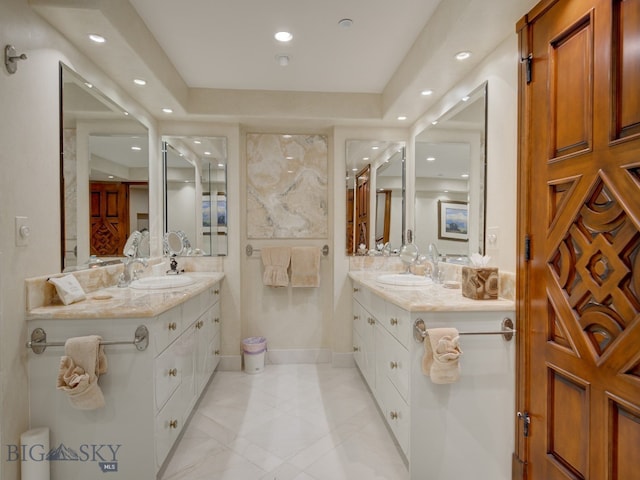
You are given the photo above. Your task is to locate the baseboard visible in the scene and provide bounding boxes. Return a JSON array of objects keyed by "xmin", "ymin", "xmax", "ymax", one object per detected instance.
[
  {"xmin": 218, "ymin": 355, "xmax": 242, "ymax": 371},
  {"xmin": 266, "ymin": 348, "xmax": 332, "ymax": 364},
  {"xmin": 332, "ymin": 352, "xmax": 355, "ymax": 367}
]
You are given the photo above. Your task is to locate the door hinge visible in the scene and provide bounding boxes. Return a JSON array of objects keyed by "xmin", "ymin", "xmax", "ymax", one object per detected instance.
[
  {"xmin": 524, "ymin": 235, "xmax": 531, "ymax": 262},
  {"xmin": 521, "ymin": 54, "xmax": 533, "ymax": 84},
  {"xmin": 518, "ymin": 411, "xmax": 531, "ymax": 437}
]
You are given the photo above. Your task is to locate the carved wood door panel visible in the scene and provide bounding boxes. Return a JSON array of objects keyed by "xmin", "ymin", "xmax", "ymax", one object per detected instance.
[
  {"xmin": 517, "ymin": 0, "xmax": 640, "ymax": 479},
  {"xmin": 90, "ymin": 182, "xmax": 129, "ymax": 256},
  {"xmin": 356, "ymin": 165, "xmax": 371, "ymax": 250}
]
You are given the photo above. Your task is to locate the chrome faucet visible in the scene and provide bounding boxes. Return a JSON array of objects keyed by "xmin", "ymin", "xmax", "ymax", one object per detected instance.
[{"xmin": 118, "ymin": 257, "xmax": 148, "ymax": 287}]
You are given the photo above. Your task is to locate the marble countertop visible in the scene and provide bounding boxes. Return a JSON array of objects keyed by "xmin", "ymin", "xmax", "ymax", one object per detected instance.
[
  {"xmin": 349, "ymin": 271, "xmax": 515, "ymax": 312},
  {"xmin": 26, "ymin": 272, "xmax": 224, "ymax": 320}
]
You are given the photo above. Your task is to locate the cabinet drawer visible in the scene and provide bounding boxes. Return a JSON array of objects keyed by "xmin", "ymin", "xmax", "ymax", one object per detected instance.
[
  {"xmin": 384, "ymin": 302, "xmax": 412, "ymax": 348},
  {"xmin": 154, "ymin": 328, "xmax": 195, "ymax": 411},
  {"xmin": 208, "ymin": 302, "xmax": 221, "ymax": 337},
  {"xmin": 379, "ymin": 326, "xmax": 410, "ymax": 402},
  {"xmin": 382, "ymin": 378, "xmax": 410, "ymax": 457},
  {"xmin": 155, "ymin": 387, "xmax": 184, "ymax": 469},
  {"xmin": 210, "ymin": 331, "xmax": 221, "ymax": 373},
  {"xmin": 352, "ymin": 300, "xmax": 364, "ymax": 337},
  {"xmin": 152, "ymin": 306, "xmax": 183, "ymax": 355}
]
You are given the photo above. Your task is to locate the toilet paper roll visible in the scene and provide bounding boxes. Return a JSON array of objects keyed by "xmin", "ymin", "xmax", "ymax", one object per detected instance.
[{"xmin": 20, "ymin": 427, "xmax": 50, "ymax": 480}]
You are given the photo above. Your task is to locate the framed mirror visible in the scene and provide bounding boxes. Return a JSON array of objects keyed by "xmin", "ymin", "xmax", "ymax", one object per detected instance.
[
  {"xmin": 413, "ymin": 82, "xmax": 487, "ymax": 262},
  {"xmin": 60, "ymin": 63, "xmax": 149, "ymax": 272},
  {"xmin": 162, "ymin": 136, "xmax": 228, "ymax": 256},
  {"xmin": 346, "ymin": 140, "xmax": 405, "ymax": 255}
]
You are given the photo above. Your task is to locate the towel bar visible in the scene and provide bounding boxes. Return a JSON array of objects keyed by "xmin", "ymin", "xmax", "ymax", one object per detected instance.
[
  {"xmin": 26, "ymin": 325, "xmax": 149, "ymax": 354},
  {"xmin": 246, "ymin": 244, "xmax": 329, "ymax": 257},
  {"xmin": 413, "ymin": 318, "xmax": 515, "ymax": 343}
]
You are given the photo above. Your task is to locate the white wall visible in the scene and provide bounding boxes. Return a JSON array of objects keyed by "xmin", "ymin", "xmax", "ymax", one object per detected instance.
[
  {"xmin": 410, "ymin": 34, "xmax": 520, "ymax": 272},
  {"xmin": 0, "ymin": 2, "xmax": 159, "ymax": 479}
]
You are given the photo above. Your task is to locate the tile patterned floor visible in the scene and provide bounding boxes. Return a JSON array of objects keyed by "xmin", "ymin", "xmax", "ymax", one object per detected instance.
[{"xmin": 161, "ymin": 364, "xmax": 409, "ymax": 480}]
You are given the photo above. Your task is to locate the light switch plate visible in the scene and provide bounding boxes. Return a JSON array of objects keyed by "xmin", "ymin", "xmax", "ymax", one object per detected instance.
[
  {"xmin": 486, "ymin": 226, "xmax": 500, "ymax": 250},
  {"xmin": 15, "ymin": 216, "xmax": 30, "ymax": 247}
]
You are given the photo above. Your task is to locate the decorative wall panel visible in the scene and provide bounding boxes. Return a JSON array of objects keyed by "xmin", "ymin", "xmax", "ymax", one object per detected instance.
[{"xmin": 247, "ymin": 133, "xmax": 328, "ymax": 238}]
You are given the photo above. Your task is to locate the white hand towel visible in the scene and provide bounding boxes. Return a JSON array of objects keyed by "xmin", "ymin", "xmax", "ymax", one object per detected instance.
[
  {"xmin": 290, "ymin": 246, "xmax": 321, "ymax": 287},
  {"xmin": 261, "ymin": 247, "xmax": 291, "ymax": 287},
  {"xmin": 56, "ymin": 335, "xmax": 108, "ymax": 410},
  {"xmin": 422, "ymin": 327, "xmax": 462, "ymax": 384}
]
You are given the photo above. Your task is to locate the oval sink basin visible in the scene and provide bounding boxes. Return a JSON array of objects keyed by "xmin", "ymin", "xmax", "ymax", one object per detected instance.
[
  {"xmin": 376, "ymin": 273, "xmax": 433, "ymax": 286},
  {"xmin": 130, "ymin": 275, "xmax": 195, "ymax": 290}
]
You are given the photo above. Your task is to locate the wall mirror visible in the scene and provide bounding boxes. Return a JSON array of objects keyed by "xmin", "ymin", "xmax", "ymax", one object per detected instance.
[
  {"xmin": 162, "ymin": 136, "xmax": 228, "ymax": 256},
  {"xmin": 346, "ymin": 140, "xmax": 405, "ymax": 255},
  {"xmin": 413, "ymin": 82, "xmax": 487, "ymax": 262},
  {"xmin": 60, "ymin": 63, "xmax": 149, "ymax": 272}
]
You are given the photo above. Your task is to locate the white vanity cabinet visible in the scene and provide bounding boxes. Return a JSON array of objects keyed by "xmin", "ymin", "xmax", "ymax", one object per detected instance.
[
  {"xmin": 26, "ymin": 277, "xmax": 222, "ymax": 480},
  {"xmin": 351, "ymin": 276, "xmax": 516, "ymax": 479}
]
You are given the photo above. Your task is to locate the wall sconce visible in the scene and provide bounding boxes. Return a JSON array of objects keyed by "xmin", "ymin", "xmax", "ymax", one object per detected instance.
[{"xmin": 5, "ymin": 45, "xmax": 28, "ymax": 75}]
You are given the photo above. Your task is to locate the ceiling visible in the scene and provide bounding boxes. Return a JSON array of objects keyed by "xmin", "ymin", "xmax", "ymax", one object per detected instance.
[{"xmin": 31, "ymin": 0, "xmax": 537, "ymax": 126}]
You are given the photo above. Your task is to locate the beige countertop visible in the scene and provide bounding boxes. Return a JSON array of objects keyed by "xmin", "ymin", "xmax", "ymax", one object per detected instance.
[
  {"xmin": 26, "ymin": 272, "xmax": 224, "ymax": 320},
  {"xmin": 349, "ymin": 271, "xmax": 515, "ymax": 313}
]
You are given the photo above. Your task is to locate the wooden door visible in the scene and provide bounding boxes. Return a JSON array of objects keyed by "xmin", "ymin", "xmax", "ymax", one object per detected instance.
[
  {"xmin": 347, "ymin": 187, "xmax": 355, "ymax": 254},
  {"xmin": 90, "ymin": 182, "xmax": 129, "ymax": 256},
  {"xmin": 356, "ymin": 165, "xmax": 371, "ymax": 251},
  {"xmin": 516, "ymin": 1, "xmax": 640, "ymax": 479}
]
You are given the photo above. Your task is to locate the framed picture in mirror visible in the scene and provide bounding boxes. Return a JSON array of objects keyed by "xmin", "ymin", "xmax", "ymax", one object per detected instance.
[{"xmin": 438, "ymin": 200, "xmax": 469, "ymax": 241}]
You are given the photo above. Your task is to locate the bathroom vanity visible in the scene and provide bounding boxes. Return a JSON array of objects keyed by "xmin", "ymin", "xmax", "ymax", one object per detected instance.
[
  {"xmin": 350, "ymin": 271, "xmax": 515, "ymax": 479},
  {"xmin": 25, "ymin": 273, "xmax": 223, "ymax": 479}
]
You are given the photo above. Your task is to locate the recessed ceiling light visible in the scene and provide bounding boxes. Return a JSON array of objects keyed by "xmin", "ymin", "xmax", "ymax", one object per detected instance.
[
  {"xmin": 131, "ymin": 146, "xmax": 141, "ymax": 151},
  {"xmin": 282, "ymin": 134, "xmax": 292, "ymax": 138},
  {"xmin": 397, "ymin": 115, "xmax": 407, "ymax": 121},
  {"xmin": 287, "ymin": 170, "xmax": 294, "ymax": 173},
  {"xmin": 338, "ymin": 18, "xmax": 353, "ymax": 28},
  {"xmin": 462, "ymin": 95, "xmax": 470, "ymax": 102},
  {"xmin": 193, "ymin": 140, "xmax": 201, "ymax": 144},
  {"xmin": 371, "ymin": 146, "xmax": 379, "ymax": 150},
  {"xmin": 431, "ymin": 120, "xmax": 438, "ymax": 125},
  {"xmin": 421, "ymin": 89, "xmax": 433, "ymax": 96},
  {"xmin": 162, "ymin": 108, "xmax": 173, "ymax": 114},
  {"xmin": 84, "ymin": 82, "xmax": 93, "ymax": 89},
  {"xmin": 218, "ymin": 163, "xmax": 224, "ymax": 168},
  {"xmin": 133, "ymin": 78, "xmax": 146, "ymax": 86},
  {"xmin": 184, "ymin": 180, "xmax": 189, "ymax": 183},
  {"xmin": 285, "ymin": 156, "xmax": 294, "ymax": 160},
  {"xmin": 108, "ymin": 175, "xmax": 114, "ymax": 179},
  {"xmin": 455, "ymin": 51, "xmax": 472, "ymax": 60},
  {"xmin": 123, "ymin": 111, "xmax": 129, "ymax": 116},
  {"xmin": 426, "ymin": 156, "xmax": 435, "ymax": 161},
  {"xmin": 88, "ymin": 34, "xmax": 106, "ymax": 43},
  {"xmin": 274, "ymin": 31, "xmax": 293, "ymax": 42},
  {"xmin": 461, "ymin": 173, "xmax": 470, "ymax": 178},
  {"xmin": 204, "ymin": 151, "xmax": 211, "ymax": 155},
  {"xmin": 352, "ymin": 168, "xmax": 358, "ymax": 172},
  {"xmin": 362, "ymin": 157, "xmax": 369, "ymax": 161},
  {"xmin": 443, "ymin": 190, "xmax": 449, "ymax": 193}
]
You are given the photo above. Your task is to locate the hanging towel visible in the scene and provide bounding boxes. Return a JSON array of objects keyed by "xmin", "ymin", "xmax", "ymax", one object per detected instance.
[
  {"xmin": 56, "ymin": 335, "xmax": 108, "ymax": 410},
  {"xmin": 290, "ymin": 246, "xmax": 321, "ymax": 287},
  {"xmin": 422, "ymin": 328, "xmax": 462, "ymax": 384},
  {"xmin": 261, "ymin": 246, "xmax": 291, "ymax": 287}
]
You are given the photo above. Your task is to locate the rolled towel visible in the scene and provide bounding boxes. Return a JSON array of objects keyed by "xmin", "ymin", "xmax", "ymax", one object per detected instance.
[
  {"xmin": 56, "ymin": 335, "xmax": 108, "ymax": 410},
  {"xmin": 290, "ymin": 246, "xmax": 321, "ymax": 287},
  {"xmin": 421, "ymin": 328, "xmax": 462, "ymax": 384},
  {"xmin": 261, "ymin": 247, "xmax": 291, "ymax": 287}
]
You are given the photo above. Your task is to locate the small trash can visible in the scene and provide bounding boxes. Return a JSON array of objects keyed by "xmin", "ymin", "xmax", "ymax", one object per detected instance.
[{"xmin": 242, "ymin": 336, "xmax": 267, "ymax": 374}]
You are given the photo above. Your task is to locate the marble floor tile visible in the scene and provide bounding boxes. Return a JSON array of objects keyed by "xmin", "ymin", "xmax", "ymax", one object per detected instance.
[{"xmin": 161, "ymin": 364, "xmax": 408, "ymax": 480}]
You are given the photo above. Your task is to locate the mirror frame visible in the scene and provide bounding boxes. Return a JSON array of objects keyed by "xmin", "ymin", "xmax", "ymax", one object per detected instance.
[{"xmin": 413, "ymin": 82, "xmax": 488, "ymax": 260}]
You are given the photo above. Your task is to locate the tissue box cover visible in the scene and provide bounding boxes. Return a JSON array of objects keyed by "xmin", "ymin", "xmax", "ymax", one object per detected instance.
[{"xmin": 461, "ymin": 266, "xmax": 499, "ymax": 300}]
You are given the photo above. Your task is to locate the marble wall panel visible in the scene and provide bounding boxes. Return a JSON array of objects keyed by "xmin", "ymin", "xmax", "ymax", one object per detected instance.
[{"xmin": 247, "ymin": 133, "xmax": 328, "ymax": 238}]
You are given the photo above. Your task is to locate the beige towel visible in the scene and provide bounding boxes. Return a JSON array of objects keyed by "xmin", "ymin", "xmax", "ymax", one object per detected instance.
[
  {"xmin": 290, "ymin": 246, "xmax": 321, "ymax": 287},
  {"xmin": 56, "ymin": 335, "xmax": 108, "ymax": 410},
  {"xmin": 422, "ymin": 328, "xmax": 462, "ymax": 384},
  {"xmin": 261, "ymin": 246, "xmax": 291, "ymax": 287}
]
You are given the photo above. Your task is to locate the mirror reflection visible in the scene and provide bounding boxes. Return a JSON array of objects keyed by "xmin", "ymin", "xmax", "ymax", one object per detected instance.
[
  {"xmin": 414, "ymin": 82, "xmax": 487, "ymax": 263},
  {"xmin": 61, "ymin": 63, "xmax": 149, "ymax": 272},
  {"xmin": 346, "ymin": 140, "xmax": 405, "ymax": 255},
  {"xmin": 163, "ymin": 136, "xmax": 228, "ymax": 256}
]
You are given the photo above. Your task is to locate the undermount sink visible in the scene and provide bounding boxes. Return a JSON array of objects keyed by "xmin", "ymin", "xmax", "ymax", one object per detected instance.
[
  {"xmin": 376, "ymin": 273, "xmax": 433, "ymax": 286},
  {"xmin": 129, "ymin": 275, "xmax": 195, "ymax": 290}
]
